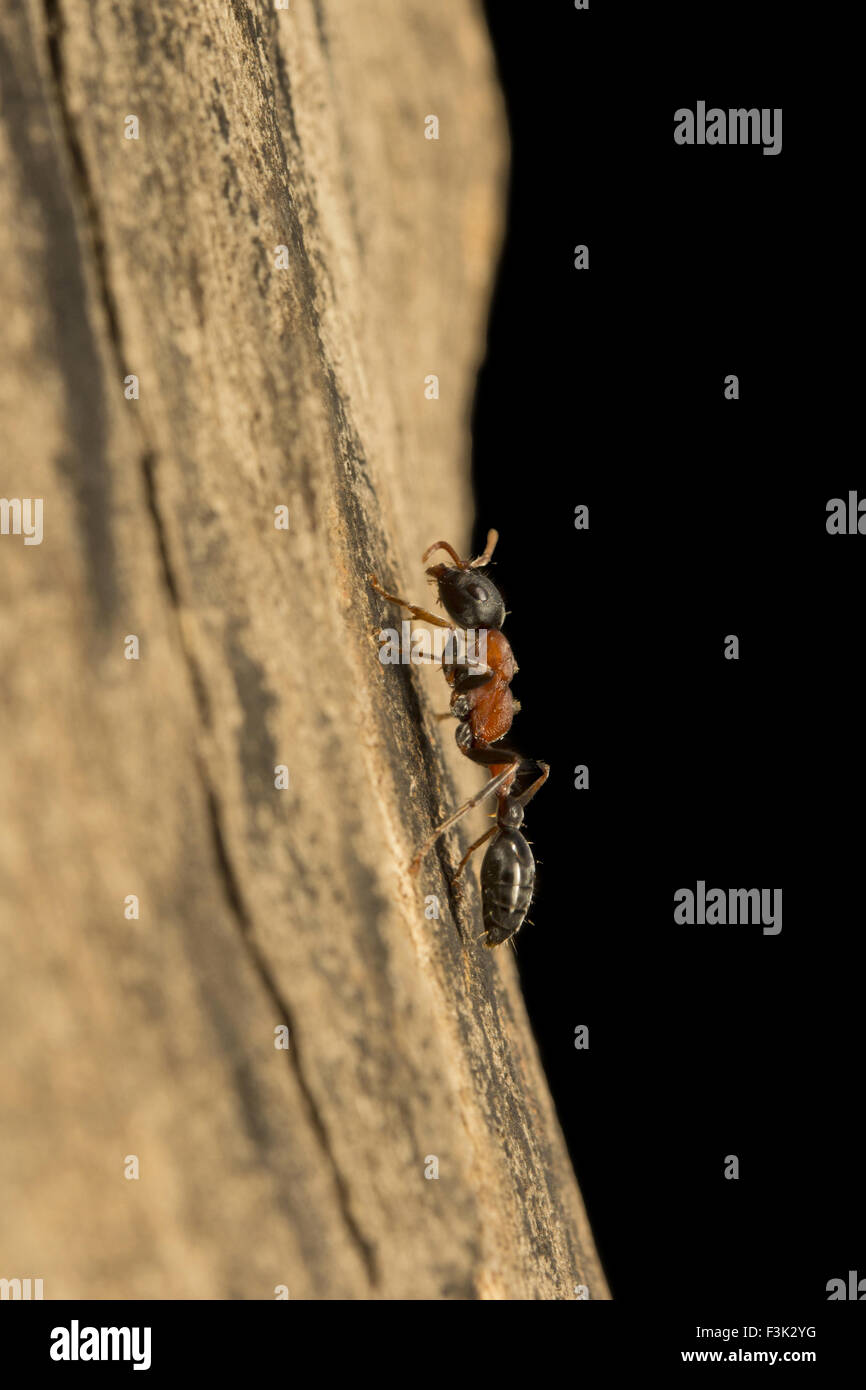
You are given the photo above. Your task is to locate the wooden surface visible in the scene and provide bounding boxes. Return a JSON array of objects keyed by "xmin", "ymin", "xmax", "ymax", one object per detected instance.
[{"xmin": 0, "ymin": 0, "xmax": 608, "ymax": 1299}]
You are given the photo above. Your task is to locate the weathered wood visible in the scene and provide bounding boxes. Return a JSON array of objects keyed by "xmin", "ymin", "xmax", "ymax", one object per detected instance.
[{"xmin": 0, "ymin": 0, "xmax": 608, "ymax": 1299}]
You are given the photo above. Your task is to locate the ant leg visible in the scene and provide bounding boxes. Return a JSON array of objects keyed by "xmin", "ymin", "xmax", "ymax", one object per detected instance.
[
  {"xmin": 451, "ymin": 824, "xmax": 497, "ymax": 881},
  {"xmin": 463, "ymin": 744, "xmax": 519, "ymax": 771},
  {"xmin": 408, "ymin": 760, "xmax": 518, "ymax": 876},
  {"xmin": 513, "ymin": 761, "xmax": 550, "ymax": 809},
  {"xmin": 368, "ymin": 574, "xmax": 451, "ymax": 629},
  {"xmin": 415, "ymin": 654, "xmax": 488, "ymax": 671},
  {"xmin": 452, "ymin": 669, "xmax": 494, "ymax": 695}
]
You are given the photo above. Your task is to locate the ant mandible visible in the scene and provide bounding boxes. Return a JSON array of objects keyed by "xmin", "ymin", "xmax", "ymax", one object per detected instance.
[{"xmin": 369, "ymin": 530, "xmax": 548, "ymax": 949}]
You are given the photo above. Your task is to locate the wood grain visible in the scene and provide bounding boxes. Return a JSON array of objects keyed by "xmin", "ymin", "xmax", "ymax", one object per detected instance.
[{"xmin": 0, "ymin": 0, "xmax": 608, "ymax": 1299}]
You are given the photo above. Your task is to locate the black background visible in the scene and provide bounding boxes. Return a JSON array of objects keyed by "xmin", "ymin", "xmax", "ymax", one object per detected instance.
[{"xmin": 475, "ymin": 0, "xmax": 860, "ymax": 1302}]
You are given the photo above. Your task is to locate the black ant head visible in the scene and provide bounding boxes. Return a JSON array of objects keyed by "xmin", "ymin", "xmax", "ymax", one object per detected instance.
[{"xmin": 426, "ymin": 564, "xmax": 506, "ymax": 631}]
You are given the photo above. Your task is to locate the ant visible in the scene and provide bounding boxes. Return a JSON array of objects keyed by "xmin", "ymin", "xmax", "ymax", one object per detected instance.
[{"xmin": 369, "ymin": 530, "xmax": 548, "ymax": 949}]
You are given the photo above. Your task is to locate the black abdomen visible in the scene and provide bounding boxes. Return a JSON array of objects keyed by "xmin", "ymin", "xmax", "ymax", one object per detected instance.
[{"xmin": 480, "ymin": 829, "xmax": 536, "ymax": 946}]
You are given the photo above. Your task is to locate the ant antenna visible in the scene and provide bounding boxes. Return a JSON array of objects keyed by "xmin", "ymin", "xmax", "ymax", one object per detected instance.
[
  {"xmin": 421, "ymin": 529, "xmax": 499, "ymax": 571},
  {"xmin": 421, "ymin": 539, "xmax": 463, "ymax": 568},
  {"xmin": 469, "ymin": 528, "xmax": 499, "ymax": 568}
]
